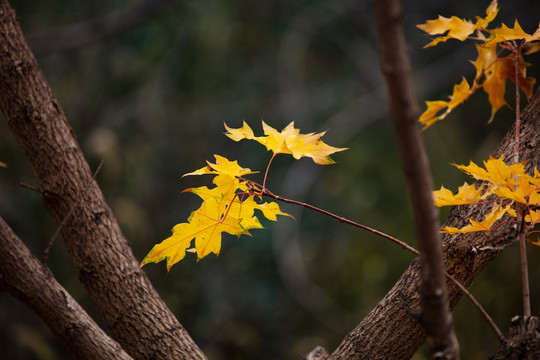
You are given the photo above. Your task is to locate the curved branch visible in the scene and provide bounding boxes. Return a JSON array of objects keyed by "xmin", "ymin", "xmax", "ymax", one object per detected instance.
[
  {"xmin": 0, "ymin": 217, "xmax": 133, "ymax": 360},
  {"xmin": 0, "ymin": 1, "xmax": 205, "ymax": 359}
]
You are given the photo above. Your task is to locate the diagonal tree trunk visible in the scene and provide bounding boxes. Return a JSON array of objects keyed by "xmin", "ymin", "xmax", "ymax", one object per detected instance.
[
  {"xmin": 0, "ymin": 1, "xmax": 205, "ymax": 359},
  {"xmin": 0, "ymin": 217, "xmax": 133, "ymax": 360}
]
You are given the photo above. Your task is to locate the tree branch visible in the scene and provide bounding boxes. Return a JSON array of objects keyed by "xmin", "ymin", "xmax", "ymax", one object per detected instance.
[
  {"xmin": 0, "ymin": 1, "xmax": 205, "ymax": 358},
  {"xmin": 326, "ymin": 85, "xmax": 540, "ymax": 359},
  {"xmin": 374, "ymin": 0, "xmax": 459, "ymax": 358},
  {"xmin": 0, "ymin": 217, "xmax": 133, "ymax": 360}
]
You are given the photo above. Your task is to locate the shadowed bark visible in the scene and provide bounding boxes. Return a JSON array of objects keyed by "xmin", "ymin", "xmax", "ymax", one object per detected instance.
[{"xmin": 0, "ymin": 218, "xmax": 133, "ymax": 360}]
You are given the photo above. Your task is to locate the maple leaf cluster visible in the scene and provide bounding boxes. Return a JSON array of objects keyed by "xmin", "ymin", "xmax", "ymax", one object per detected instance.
[
  {"xmin": 417, "ymin": 0, "xmax": 540, "ymax": 128},
  {"xmin": 225, "ymin": 121, "xmax": 347, "ymax": 165},
  {"xmin": 141, "ymin": 122, "xmax": 346, "ymax": 270},
  {"xmin": 433, "ymin": 156, "xmax": 540, "ymax": 245}
]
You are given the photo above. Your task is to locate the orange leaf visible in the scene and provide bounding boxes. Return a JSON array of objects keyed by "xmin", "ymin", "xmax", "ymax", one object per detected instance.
[
  {"xmin": 417, "ymin": 0, "xmax": 499, "ymax": 47},
  {"xmin": 419, "ymin": 77, "xmax": 472, "ymax": 128},
  {"xmin": 488, "ymin": 20, "xmax": 540, "ymax": 44}
]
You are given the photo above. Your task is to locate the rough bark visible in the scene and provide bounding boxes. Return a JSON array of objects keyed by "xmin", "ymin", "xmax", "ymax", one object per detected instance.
[
  {"xmin": 0, "ymin": 217, "xmax": 133, "ymax": 360},
  {"xmin": 0, "ymin": 1, "xmax": 205, "ymax": 359},
  {"xmin": 325, "ymin": 84, "xmax": 540, "ymax": 359},
  {"xmin": 490, "ymin": 316, "xmax": 540, "ymax": 359},
  {"xmin": 375, "ymin": 0, "xmax": 458, "ymax": 358}
]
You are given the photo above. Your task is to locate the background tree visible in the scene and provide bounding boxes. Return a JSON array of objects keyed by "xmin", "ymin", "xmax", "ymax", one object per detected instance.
[{"xmin": 1, "ymin": 0, "xmax": 540, "ymax": 359}]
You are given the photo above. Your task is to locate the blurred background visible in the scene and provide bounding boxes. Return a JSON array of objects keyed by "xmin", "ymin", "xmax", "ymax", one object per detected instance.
[{"xmin": 1, "ymin": 0, "xmax": 540, "ymax": 359}]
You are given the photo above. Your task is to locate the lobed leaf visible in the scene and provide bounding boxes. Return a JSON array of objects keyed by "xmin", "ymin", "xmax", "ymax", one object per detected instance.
[
  {"xmin": 419, "ymin": 78, "xmax": 472, "ymax": 128},
  {"xmin": 225, "ymin": 121, "xmax": 347, "ymax": 165}
]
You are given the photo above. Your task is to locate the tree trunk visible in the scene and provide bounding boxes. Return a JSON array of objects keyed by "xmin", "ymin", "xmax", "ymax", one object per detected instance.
[
  {"xmin": 0, "ymin": 218, "xmax": 133, "ymax": 360},
  {"xmin": 0, "ymin": 1, "xmax": 205, "ymax": 359}
]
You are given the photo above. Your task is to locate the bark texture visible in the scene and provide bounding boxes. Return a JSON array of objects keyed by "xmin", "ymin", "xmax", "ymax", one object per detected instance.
[
  {"xmin": 375, "ymin": 0, "xmax": 458, "ymax": 358},
  {"xmin": 490, "ymin": 316, "xmax": 540, "ymax": 359},
  {"xmin": 326, "ymin": 85, "xmax": 540, "ymax": 359},
  {"xmin": 0, "ymin": 218, "xmax": 133, "ymax": 360},
  {"xmin": 0, "ymin": 1, "xmax": 205, "ymax": 359}
]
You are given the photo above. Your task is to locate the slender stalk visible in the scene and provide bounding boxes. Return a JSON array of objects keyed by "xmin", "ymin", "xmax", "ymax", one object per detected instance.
[
  {"xmin": 261, "ymin": 188, "xmax": 418, "ymax": 254},
  {"xmin": 262, "ymin": 152, "xmax": 277, "ymax": 191}
]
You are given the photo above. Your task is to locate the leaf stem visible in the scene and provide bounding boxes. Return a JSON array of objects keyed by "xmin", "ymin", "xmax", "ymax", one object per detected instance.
[{"xmin": 262, "ymin": 152, "xmax": 277, "ymax": 191}]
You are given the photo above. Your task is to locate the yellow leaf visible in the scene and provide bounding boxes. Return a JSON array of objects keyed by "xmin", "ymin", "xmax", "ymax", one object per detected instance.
[
  {"xmin": 224, "ymin": 121, "xmax": 255, "ymax": 141},
  {"xmin": 419, "ymin": 78, "xmax": 472, "ymax": 128},
  {"xmin": 225, "ymin": 121, "xmax": 347, "ymax": 164},
  {"xmin": 527, "ymin": 237, "xmax": 540, "ymax": 247},
  {"xmin": 433, "ymin": 182, "xmax": 484, "ymax": 207},
  {"xmin": 442, "ymin": 203, "xmax": 511, "ymax": 234},
  {"xmin": 184, "ymin": 154, "xmax": 257, "ymax": 178},
  {"xmin": 480, "ymin": 54, "xmax": 535, "ymax": 122},
  {"xmin": 453, "ymin": 156, "xmax": 525, "ymax": 188},
  {"xmin": 232, "ymin": 196, "xmax": 293, "ymax": 221},
  {"xmin": 488, "ymin": 20, "xmax": 540, "ymax": 44},
  {"xmin": 474, "ymin": 0, "xmax": 499, "ymax": 30},
  {"xmin": 417, "ymin": 15, "xmax": 475, "ymax": 47},
  {"xmin": 525, "ymin": 209, "xmax": 540, "ymax": 225},
  {"xmin": 140, "ymin": 223, "xmax": 197, "ymax": 271},
  {"xmin": 417, "ymin": 0, "xmax": 499, "ymax": 47}
]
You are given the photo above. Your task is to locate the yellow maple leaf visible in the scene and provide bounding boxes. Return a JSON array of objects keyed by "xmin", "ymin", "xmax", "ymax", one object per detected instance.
[
  {"xmin": 419, "ymin": 78, "xmax": 472, "ymax": 128},
  {"xmin": 453, "ymin": 156, "xmax": 525, "ymax": 188},
  {"xmin": 224, "ymin": 121, "xmax": 347, "ymax": 165},
  {"xmin": 417, "ymin": 1, "xmax": 540, "ymax": 126},
  {"xmin": 184, "ymin": 154, "xmax": 257, "ymax": 178},
  {"xmin": 142, "ymin": 154, "xmax": 293, "ymax": 268},
  {"xmin": 525, "ymin": 209, "xmax": 540, "ymax": 225},
  {"xmin": 488, "ymin": 20, "xmax": 540, "ymax": 44},
  {"xmin": 433, "ymin": 182, "xmax": 485, "ymax": 207},
  {"xmin": 417, "ymin": 0, "xmax": 499, "ymax": 48},
  {"xmin": 443, "ymin": 203, "xmax": 511, "ymax": 234}
]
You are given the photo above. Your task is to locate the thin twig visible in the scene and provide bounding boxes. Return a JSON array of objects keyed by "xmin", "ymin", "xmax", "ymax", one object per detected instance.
[
  {"xmin": 20, "ymin": 182, "xmax": 43, "ymax": 193},
  {"xmin": 444, "ymin": 272, "xmax": 506, "ymax": 345},
  {"xmin": 42, "ymin": 160, "xmax": 104, "ymax": 264},
  {"xmin": 261, "ymin": 188, "xmax": 418, "ymax": 254}
]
